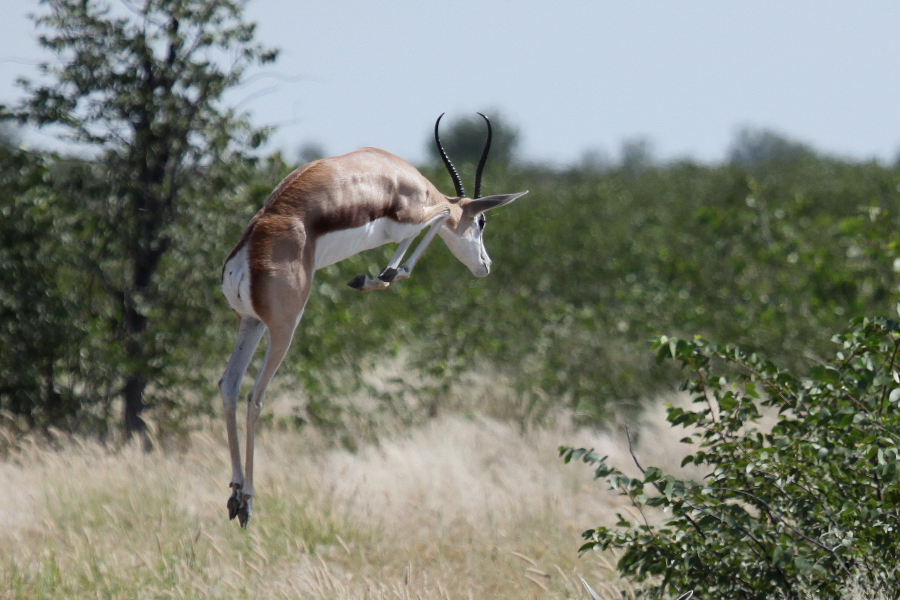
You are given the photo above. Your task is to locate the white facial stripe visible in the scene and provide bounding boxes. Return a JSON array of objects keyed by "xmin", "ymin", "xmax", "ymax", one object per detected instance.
[
  {"xmin": 437, "ymin": 219, "xmax": 490, "ymax": 277},
  {"xmin": 313, "ymin": 217, "xmax": 428, "ymax": 270}
]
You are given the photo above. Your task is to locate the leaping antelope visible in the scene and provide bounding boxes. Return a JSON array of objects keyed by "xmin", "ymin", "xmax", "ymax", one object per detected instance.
[{"xmin": 218, "ymin": 113, "xmax": 527, "ymax": 527}]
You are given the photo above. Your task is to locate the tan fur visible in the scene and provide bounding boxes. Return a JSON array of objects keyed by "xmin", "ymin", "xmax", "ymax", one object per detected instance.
[{"xmin": 224, "ymin": 148, "xmax": 462, "ymax": 323}]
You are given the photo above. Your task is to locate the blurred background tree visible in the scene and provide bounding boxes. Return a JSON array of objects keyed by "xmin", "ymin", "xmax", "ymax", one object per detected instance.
[
  {"xmin": 425, "ymin": 111, "xmax": 520, "ymax": 168},
  {"xmin": 5, "ymin": 0, "xmax": 278, "ymax": 437},
  {"xmin": 619, "ymin": 137, "xmax": 655, "ymax": 174},
  {"xmin": 729, "ymin": 128, "xmax": 817, "ymax": 170},
  {"xmin": 0, "ymin": 121, "xmax": 21, "ymax": 147},
  {"xmin": 3, "ymin": 6, "xmax": 900, "ymax": 442},
  {"xmin": 0, "ymin": 146, "xmax": 83, "ymax": 430}
]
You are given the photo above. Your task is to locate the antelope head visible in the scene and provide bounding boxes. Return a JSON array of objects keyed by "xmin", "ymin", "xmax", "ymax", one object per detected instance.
[{"xmin": 433, "ymin": 112, "xmax": 527, "ymax": 277}]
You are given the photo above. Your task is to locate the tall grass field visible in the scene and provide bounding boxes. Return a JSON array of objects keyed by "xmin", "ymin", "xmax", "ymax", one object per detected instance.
[{"xmin": 0, "ymin": 384, "xmax": 701, "ymax": 600}]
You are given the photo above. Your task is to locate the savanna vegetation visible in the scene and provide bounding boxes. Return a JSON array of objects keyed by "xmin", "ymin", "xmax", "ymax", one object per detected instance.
[
  {"xmin": 4, "ymin": 0, "xmax": 900, "ymax": 599},
  {"xmin": 5, "ymin": 91, "xmax": 900, "ymax": 437},
  {"xmin": 564, "ymin": 317, "xmax": 900, "ymax": 599}
]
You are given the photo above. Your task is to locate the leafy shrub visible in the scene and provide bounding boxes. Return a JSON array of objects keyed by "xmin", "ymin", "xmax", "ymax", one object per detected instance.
[
  {"xmin": 562, "ymin": 315, "xmax": 900, "ymax": 599},
  {"xmin": 0, "ymin": 147, "xmax": 87, "ymax": 431},
  {"xmin": 7, "ymin": 101, "xmax": 900, "ymax": 436}
]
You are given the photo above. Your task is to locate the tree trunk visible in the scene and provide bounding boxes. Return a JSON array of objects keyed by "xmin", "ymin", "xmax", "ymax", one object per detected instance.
[
  {"xmin": 123, "ymin": 372, "xmax": 147, "ymax": 435},
  {"xmin": 122, "ymin": 290, "xmax": 149, "ymax": 438},
  {"xmin": 121, "ymin": 238, "xmax": 166, "ymax": 439}
]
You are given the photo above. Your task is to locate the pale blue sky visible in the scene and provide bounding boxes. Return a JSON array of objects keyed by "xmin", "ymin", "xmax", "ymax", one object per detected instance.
[{"xmin": 2, "ymin": 1, "xmax": 900, "ymax": 165}]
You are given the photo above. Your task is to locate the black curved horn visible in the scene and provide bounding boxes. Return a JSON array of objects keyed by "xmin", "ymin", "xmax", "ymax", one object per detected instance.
[
  {"xmin": 473, "ymin": 112, "xmax": 492, "ymax": 199},
  {"xmin": 434, "ymin": 113, "xmax": 466, "ymax": 198}
]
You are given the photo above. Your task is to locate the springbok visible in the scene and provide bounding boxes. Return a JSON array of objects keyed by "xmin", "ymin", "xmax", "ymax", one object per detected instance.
[{"xmin": 218, "ymin": 113, "xmax": 527, "ymax": 527}]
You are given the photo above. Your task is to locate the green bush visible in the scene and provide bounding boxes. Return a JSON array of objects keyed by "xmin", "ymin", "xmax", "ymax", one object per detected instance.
[
  {"xmin": 0, "ymin": 147, "xmax": 87, "ymax": 430},
  {"xmin": 250, "ymin": 152, "xmax": 900, "ymax": 429},
  {"xmin": 6, "ymin": 108, "xmax": 900, "ymax": 436},
  {"xmin": 362, "ymin": 156, "xmax": 900, "ymax": 420},
  {"xmin": 562, "ymin": 315, "xmax": 900, "ymax": 599}
]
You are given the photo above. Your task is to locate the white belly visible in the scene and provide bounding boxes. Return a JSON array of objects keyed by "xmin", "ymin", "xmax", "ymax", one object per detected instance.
[
  {"xmin": 221, "ymin": 245, "xmax": 261, "ymax": 319},
  {"xmin": 313, "ymin": 217, "xmax": 425, "ymax": 270}
]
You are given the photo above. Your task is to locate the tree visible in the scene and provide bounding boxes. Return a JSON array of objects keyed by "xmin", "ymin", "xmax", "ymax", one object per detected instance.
[
  {"xmin": 563, "ymin": 319, "xmax": 900, "ymax": 598},
  {"xmin": 729, "ymin": 128, "xmax": 816, "ymax": 170},
  {"xmin": 0, "ymin": 146, "xmax": 83, "ymax": 432},
  {"xmin": 425, "ymin": 111, "xmax": 519, "ymax": 167},
  {"xmin": 0, "ymin": 121, "xmax": 21, "ymax": 147},
  {"xmin": 11, "ymin": 0, "xmax": 278, "ymax": 436},
  {"xmin": 619, "ymin": 137, "xmax": 654, "ymax": 174}
]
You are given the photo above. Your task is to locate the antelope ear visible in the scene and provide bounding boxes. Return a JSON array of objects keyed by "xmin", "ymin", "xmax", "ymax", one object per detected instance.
[{"xmin": 462, "ymin": 191, "xmax": 528, "ymax": 216}]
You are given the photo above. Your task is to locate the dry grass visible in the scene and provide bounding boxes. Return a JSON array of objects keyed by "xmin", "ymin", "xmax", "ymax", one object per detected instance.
[
  {"xmin": 0, "ymin": 381, "xmax": 708, "ymax": 600},
  {"xmin": 3, "ymin": 384, "xmax": 883, "ymax": 600}
]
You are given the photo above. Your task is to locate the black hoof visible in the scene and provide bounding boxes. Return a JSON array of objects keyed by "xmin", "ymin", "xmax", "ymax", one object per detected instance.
[
  {"xmin": 227, "ymin": 495, "xmax": 240, "ymax": 520},
  {"xmin": 238, "ymin": 506, "xmax": 251, "ymax": 528},
  {"xmin": 347, "ymin": 275, "xmax": 366, "ymax": 290},
  {"xmin": 378, "ymin": 267, "xmax": 398, "ymax": 282}
]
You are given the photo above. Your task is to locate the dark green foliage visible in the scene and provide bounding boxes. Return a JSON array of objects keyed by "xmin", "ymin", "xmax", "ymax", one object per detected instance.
[
  {"xmin": 0, "ymin": 147, "xmax": 85, "ymax": 429},
  {"xmin": 5, "ymin": 28, "xmax": 900, "ymax": 442},
  {"xmin": 0, "ymin": 144, "xmax": 280, "ymax": 436},
  {"xmin": 195, "ymin": 143, "xmax": 900, "ymax": 431},
  {"xmin": 323, "ymin": 151, "xmax": 900, "ymax": 422},
  {"xmin": 7, "ymin": 0, "xmax": 277, "ymax": 435},
  {"xmin": 562, "ymin": 317, "xmax": 900, "ymax": 598}
]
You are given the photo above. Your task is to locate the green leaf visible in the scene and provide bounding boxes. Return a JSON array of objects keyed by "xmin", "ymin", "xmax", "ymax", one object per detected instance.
[
  {"xmin": 644, "ymin": 467, "xmax": 662, "ymax": 483},
  {"xmin": 889, "ymin": 388, "xmax": 900, "ymax": 404},
  {"xmin": 793, "ymin": 556, "xmax": 815, "ymax": 574}
]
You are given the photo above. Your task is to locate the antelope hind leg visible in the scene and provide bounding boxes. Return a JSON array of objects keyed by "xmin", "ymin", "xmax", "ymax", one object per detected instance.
[{"xmin": 219, "ymin": 317, "xmax": 265, "ymax": 523}]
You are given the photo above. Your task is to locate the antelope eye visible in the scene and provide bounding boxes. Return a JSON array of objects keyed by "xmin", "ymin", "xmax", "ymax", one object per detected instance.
[{"xmin": 477, "ymin": 214, "xmax": 486, "ymax": 230}]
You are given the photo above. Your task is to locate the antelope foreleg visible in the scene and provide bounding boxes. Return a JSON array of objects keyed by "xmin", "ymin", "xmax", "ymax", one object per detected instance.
[
  {"xmin": 385, "ymin": 212, "xmax": 449, "ymax": 282},
  {"xmin": 347, "ymin": 235, "xmax": 415, "ymax": 291},
  {"xmin": 347, "ymin": 213, "xmax": 450, "ymax": 290}
]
